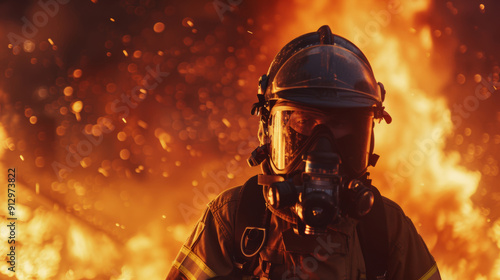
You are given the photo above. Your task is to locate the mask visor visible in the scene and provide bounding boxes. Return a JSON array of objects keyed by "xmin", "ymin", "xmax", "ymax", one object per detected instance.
[{"xmin": 269, "ymin": 103, "xmax": 374, "ymax": 176}]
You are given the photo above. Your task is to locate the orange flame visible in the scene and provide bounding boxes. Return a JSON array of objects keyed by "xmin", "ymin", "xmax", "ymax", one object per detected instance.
[
  {"xmin": 1, "ymin": 1, "xmax": 498, "ymax": 279},
  {"xmin": 269, "ymin": 0, "xmax": 499, "ymax": 278}
]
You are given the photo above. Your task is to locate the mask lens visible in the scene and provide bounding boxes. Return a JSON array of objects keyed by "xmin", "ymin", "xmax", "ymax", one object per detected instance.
[
  {"xmin": 269, "ymin": 104, "xmax": 374, "ymax": 175},
  {"xmin": 269, "ymin": 109, "xmax": 305, "ymax": 170}
]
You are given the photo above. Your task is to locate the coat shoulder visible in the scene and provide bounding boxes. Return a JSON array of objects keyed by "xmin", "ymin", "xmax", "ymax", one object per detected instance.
[
  {"xmin": 381, "ymin": 196, "xmax": 405, "ymax": 216},
  {"xmin": 208, "ymin": 185, "xmax": 243, "ymax": 213}
]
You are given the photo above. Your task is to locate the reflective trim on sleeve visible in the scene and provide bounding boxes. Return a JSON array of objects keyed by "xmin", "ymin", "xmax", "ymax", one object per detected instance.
[
  {"xmin": 418, "ymin": 263, "xmax": 440, "ymax": 280},
  {"xmin": 173, "ymin": 245, "xmax": 217, "ymax": 280},
  {"xmin": 173, "ymin": 260, "xmax": 196, "ymax": 280}
]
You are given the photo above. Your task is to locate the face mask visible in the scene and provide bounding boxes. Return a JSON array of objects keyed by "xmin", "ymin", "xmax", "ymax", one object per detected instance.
[{"xmin": 265, "ymin": 125, "xmax": 375, "ymax": 235}]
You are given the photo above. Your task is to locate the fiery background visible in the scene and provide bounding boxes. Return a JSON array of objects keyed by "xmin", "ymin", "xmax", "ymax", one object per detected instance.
[{"xmin": 0, "ymin": 0, "xmax": 499, "ymax": 279}]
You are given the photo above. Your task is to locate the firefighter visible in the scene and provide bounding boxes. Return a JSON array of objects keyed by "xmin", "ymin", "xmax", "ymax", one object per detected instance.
[{"xmin": 167, "ymin": 25, "xmax": 441, "ymax": 280}]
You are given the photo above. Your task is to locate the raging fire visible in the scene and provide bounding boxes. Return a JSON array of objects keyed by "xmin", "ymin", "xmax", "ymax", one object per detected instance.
[
  {"xmin": 0, "ymin": 0, "xmax": 499, "ymax": 279},
  {"xmin": 271, "ymin": 0, "xmax": 500, "ymax": 279}
]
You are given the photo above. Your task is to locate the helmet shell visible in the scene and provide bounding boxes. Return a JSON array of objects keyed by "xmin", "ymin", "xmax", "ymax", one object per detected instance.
[{"xmin": 262, "ymin": 25, "xmax": 382, "ymax": 109}]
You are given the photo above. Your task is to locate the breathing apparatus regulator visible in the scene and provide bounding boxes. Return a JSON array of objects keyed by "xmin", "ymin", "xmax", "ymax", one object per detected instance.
[{"xmin": 247, "ymin": 25, "xmax": 392, "ymax": 236}]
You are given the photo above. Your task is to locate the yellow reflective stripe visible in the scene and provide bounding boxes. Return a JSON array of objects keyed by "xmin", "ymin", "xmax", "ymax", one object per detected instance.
[
  {"xmin": 418, "ymin": 263, "xmax": 439, "ymax": 280},
  {"xmin": 173, "ymin": 260, "xmax": 197, "ymax": 280},
  {"xmin": 180, "ymin": 246, "xmax": 217, "ymax": 278}
]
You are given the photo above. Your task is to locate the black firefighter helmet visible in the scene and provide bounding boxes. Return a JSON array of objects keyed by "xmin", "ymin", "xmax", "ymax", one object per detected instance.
[{"xmin": 249, "ymin": 25, "xmax": 391, "ymax": 179}]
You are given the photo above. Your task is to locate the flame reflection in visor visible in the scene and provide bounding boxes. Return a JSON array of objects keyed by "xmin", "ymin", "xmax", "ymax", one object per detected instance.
[{"xmin": 269, "ymin": 103, "xmax": 374, "ymax": 176}]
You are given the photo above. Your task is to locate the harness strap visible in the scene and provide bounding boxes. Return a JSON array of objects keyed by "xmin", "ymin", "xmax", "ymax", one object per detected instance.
[
  {"xmin": 234, "ymin": 175, "xmax": 271, "ymax": 276},
  {"xmin": 357, "ymin": 184, "xmax": 389, "ymax": 280}
]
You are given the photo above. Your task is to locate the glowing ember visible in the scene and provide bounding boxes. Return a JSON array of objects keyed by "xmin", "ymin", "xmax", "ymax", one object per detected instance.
[
  {"xmin": 63, "ymin": 86, "xmax": 73, "ymax": 96},
  {"xmin": 23, "ymin": 40, "xmax": 35, "ymax": 53},
  {"xmin": 120, "ymin": 149, "xmax": 130, "ymax": 160},
  {"xmin": 71, "ymin": 101, "xmax": 83, "ymax": 113},
  {"xmin": 479, "ymin": 3, "xmax": 485, "ymax": 13},
  {"xmin": 29, "ymin": 116, "xmax": 37, "ymax": 124},
  {"xmin": 153, "ymin": 22, "xmax": 165, "ymax": 33},
  {"xmin": 222, "ymin": 118, "xmax": 231, "ymax": 127},
  {"xmin": 72, "ymin": 69, "xmax": 82, "ymax": 78},
  {"xmin": 182, "ymin": 17, "xmax": 194, "ymax": 27}
]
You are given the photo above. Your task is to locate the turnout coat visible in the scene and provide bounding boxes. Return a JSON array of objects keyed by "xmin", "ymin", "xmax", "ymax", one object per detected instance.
[{"xmin": 167, "ymin": 176, "xmax": 441, "ymax": 280}]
